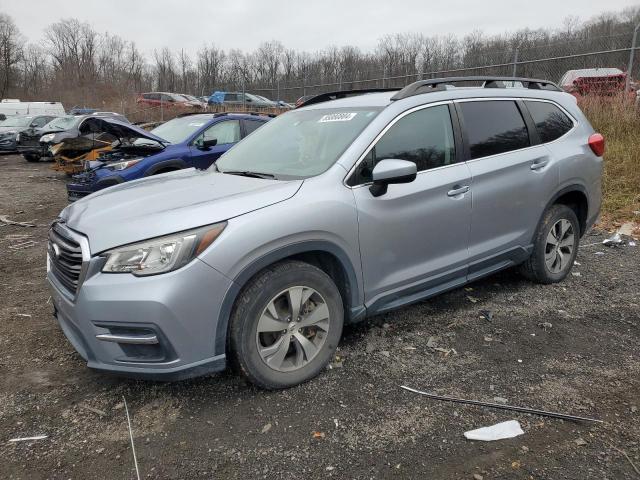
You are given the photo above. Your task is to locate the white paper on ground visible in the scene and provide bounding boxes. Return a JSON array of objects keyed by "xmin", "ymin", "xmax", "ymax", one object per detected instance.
[{"xmin": 464, "ymin": 420, "xmax": 524, "ymax": 441}]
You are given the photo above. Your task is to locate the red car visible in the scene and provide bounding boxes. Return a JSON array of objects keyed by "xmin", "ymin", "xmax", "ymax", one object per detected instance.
[
  {"xmin": 559, "ymin": 68, "xmax": 633, "ymax": 98},
  {"xmin": 136, "ymin": 92, "xmax": 203, "ymax": 109}
]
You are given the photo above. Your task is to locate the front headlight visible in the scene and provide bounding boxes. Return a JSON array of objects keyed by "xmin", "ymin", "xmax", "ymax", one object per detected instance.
[
  {"xmin": 40, "ymin": 133, "xmax": 55, "ymax": 142},
  {"xmin": 101, "ymin": 223, "xmax": 226, "ymax": 276},
  {"xmin": 106, "ymin": 158, "xmax": 143, "ymax": 171}
]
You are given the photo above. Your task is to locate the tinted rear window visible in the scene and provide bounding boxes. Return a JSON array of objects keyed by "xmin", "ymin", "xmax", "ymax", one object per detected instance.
[
  {"xmin": 525, "ymin": 101, "xmax": 573, "ymax": 143},
  {"xmin": 460, "ymin": 100, "xmax": 530, "ymax": 159}
]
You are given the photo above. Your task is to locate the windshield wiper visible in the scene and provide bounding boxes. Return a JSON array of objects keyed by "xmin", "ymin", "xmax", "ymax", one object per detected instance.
[{"xmin": 221, "ymin": 170, "xmax": 276, "ymax": 179}]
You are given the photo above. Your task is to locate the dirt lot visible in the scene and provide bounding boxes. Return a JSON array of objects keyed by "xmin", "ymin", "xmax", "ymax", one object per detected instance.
[{"xmin": 0, "ymin": 153, "xmax": 638, "ymax": 479}]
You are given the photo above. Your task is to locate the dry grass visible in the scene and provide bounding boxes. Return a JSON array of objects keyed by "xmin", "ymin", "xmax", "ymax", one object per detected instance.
[{"xmin": 579, "ymin": 95, "xmax": 640, "ymax": 224}]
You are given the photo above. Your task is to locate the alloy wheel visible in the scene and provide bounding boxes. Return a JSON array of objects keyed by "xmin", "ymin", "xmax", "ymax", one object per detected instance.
[
  {"xmin": 255, "ymin": 286, "xmax": 330, "ymax": 372},
  {"xmin": 544, "ymin": 219, "xmax": 575, "ymax": 274}
]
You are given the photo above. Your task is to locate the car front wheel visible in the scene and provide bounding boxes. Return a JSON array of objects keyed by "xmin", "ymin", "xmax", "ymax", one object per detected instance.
[{"xmin": 229, "ymin": 260, "xmax": 344, "ymax": 389}]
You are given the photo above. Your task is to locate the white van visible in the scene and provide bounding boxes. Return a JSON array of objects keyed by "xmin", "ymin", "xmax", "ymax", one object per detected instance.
[{"xmin": 0, "ymin": 100, "xmax": 65, "ymax": 117}]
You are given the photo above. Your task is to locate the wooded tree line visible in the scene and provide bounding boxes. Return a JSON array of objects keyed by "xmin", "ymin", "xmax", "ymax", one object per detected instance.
[{"xmin": 0, "ymin": 7, "xmax": 639, "ymax": 108}]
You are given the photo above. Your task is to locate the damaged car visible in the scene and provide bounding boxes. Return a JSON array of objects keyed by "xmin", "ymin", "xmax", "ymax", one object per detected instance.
[
  {"xmin": 17, "ymin": 112, "xmax": 128, "ymax": 169},
  {"xmin": 0, "ymin": 114, "xmax": 58, "ymax": 154},
  {"xmin": 66, "ymin": 112, "xmax": 272, "ymax": 202}
]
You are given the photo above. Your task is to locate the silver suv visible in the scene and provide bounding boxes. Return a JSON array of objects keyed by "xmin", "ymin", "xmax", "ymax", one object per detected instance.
[{"xmin": 48, "ymin": 77, "xmax": 604, "ymax": 389}]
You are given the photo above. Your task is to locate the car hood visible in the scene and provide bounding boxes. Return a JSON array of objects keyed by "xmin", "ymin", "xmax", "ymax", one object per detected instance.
[
  {"xmin": 99, "ymin": 117, "xmax": 167, "ymax": 144},
  {"xmin": 61, "ymin": 168, "xmax": 303, "ymax": 253},
  {"xmin": 0, "ymin": 126, "xmax": 25, "ymax": 133}
]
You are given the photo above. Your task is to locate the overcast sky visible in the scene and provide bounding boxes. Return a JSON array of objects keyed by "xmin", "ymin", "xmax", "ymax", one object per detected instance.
[{"xmin": 1, "ymin": 0, "xmax": 637, "ymax": 56}]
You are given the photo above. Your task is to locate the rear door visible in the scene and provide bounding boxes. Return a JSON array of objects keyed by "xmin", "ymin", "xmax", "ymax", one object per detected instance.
[
  {"xmin": 457, "ymin": 99, "xmax": 559, "ymax": 279},
  {"xmin": 189, "ymin": 119, "xmax": 241, "ymax": 169},
  {"xmin": 349, "ymin": 103, "xmax": 472, "ymax": 310}
]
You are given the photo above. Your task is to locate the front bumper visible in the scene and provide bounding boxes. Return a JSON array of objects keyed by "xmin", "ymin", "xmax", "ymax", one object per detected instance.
[
  {"xmin": 0, "ymin": 137, "xmax": 17, "ymax": 151},
  {"xmin": 48, "ymin": 246, "xmax": 233, "ymax": 380},
  {"xmin": 67, "ymin": 173, "xmax": 124, "ymax": 202}
]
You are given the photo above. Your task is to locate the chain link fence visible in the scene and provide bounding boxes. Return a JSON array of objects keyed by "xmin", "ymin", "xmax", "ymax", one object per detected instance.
[{"xmin": 252, "ymin": 31, "xmax": 639, "ymax": 102}]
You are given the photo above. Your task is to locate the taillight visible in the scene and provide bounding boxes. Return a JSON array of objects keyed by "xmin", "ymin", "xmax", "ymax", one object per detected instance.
[{"xmin": 588, "ymin": 133, "xmax": 605, "ymax": 157}]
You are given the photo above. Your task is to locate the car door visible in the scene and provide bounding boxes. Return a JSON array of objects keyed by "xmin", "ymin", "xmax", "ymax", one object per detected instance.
[
  {"xmin": 456, "ymin": 99, "xmax": 560, "ymax": 279},
  {"xmin": 348, "ymin": 103, "xmax": 472, "ymax": 311},
  {"xmin": 189, "ymin": 119, "xmax": 241, "ymax": 169}
]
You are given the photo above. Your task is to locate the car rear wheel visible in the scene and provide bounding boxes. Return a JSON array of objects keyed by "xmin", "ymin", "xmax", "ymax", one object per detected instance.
[
  {"xmin": 229, "ymin": 260, "xmax": 343, "ymax": 389},
  {"xmin": 520, "ymin": 204, "xmax": 579, "ymax": 284},
  {"xmin": 24, "ymin": 154, "xmax": 40, "ymax": 162}
]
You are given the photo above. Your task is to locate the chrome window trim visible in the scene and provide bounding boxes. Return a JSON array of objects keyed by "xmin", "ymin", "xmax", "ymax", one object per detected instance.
[{"xmin": 343, "ymin": 100, "xmax": 454, "ymax": 188}]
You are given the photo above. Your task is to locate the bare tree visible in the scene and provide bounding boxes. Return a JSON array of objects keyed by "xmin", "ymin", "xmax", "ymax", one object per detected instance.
[{"xmin": 0, "ymin": 14, "xmax": 24, "ymax": 98}]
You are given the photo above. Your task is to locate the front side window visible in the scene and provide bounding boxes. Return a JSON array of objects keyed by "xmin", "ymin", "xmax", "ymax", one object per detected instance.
[
  {"xmin": 216, "ymin": 107, "xmax": 381, "ymax": 179},
  {"xmin": 225, "ymin": 93, "xmax": 238, "ymax": 101},
  {"xmin": 460, "ymin": 100, "xmax": 530, "ymax": 159},
  {"xmin": 525, "ymin": 101, "xmax": 573, "ymax": 143},
  {"xmin": 195, "ymin": 120, "xmax": 240, "ymax": 146},
  {"xmin": 349, "ymin": 104, "xmax": 456, "ymax": 185},
  {"xmin": 244, "ymin": 120, "xmax": 264, "ymax": 136}
]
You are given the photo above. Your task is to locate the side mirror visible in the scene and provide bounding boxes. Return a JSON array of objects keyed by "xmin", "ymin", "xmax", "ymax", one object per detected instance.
[
  {"xmin": 369, "ymin": 159, "xmax": 417, "ymax": 197},
  {"xmin": 198, "ymin": 138, "xmax": 218, "ymax": 150},
  {"xmin": 245, "ymin": 97, "xmax": 252, "ymax": 102}
]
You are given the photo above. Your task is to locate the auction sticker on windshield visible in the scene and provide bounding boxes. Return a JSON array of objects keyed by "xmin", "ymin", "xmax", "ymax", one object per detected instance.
[{"xmin": 318, "ymin": 112, "xmax": 357, "ymax": 123}]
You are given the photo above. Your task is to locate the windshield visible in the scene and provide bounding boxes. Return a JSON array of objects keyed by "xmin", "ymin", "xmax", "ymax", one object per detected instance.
[
  {"xmin": 0, "ymin": 116, "xmax": 34, "ymax": 127},
  {"xmin": 216, "ymin": 107, "xmax": 381, "ymax": 179},
  {"xmin": 134, "ymin": 115, "xmax": 208, "ymax": 145},
  {"xmin": 46, "ymin": 116, "xmax": 79, "ymax": 130}
]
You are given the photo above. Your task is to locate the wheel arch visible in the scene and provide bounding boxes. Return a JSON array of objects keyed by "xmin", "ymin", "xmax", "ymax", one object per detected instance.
[
  {"xmin": 547, "ymin": 185, "xmax": 589, "ymax": 236},
  {"xmin": 214, "ymin": 241, "xmax": 364, "ymax": 356},
  {"xmin": 143, "ymin": 158, "xmax": 188, "ymax": 176}
]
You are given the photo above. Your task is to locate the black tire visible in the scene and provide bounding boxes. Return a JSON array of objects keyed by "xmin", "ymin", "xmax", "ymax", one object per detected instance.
[
  {"xmin": 520, "ymin": 204, "xmax": 580, "ymax": 284},
  {"xmin": 24, "ymin": 154, "xmax": 40, "ymax": 162},
  {"xmin": 229, "ymin": 260, "xmax": 344, "ymax": 389}
]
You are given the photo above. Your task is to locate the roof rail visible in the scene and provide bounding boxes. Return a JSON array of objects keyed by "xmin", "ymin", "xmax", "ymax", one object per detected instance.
[
  {"xmin": 391, "ymin": 76, "xmax": 562, "ymax": 101},
  {"xmin": 297, "ymin": 88, "xmax": 399, "ymax": 108}
]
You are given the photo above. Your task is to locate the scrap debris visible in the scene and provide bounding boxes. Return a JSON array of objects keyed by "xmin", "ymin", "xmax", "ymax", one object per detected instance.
[
  {"xmin": 400, "ymin": 385, "xmax": 603, "ymax": 423},
  {"xmin": 464, "ymin": 420, "xmax": 524, "ymax": 441},
  {"xmin": 8, "ymin": 435, "xmax": 48, "ymax": 443},
  {"xmin": 0, "ymin": 215, "xmax": 36, "ymax": 228},
  {"xmin": 8, "ymin": 240, "xmax": 37, "ymax": 250},
  {"xmin": 122, "ymin": 396, "xmax": 141, "ymax": 480}
]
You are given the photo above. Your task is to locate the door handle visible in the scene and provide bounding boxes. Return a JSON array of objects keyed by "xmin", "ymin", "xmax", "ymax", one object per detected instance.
[
  {"xmin": 530, "ymin": 158, "xmax": 549, "ymax": 170},
  {"xmin": 447, "ymin": 185, "xmax": 470, "ymax": 197}
]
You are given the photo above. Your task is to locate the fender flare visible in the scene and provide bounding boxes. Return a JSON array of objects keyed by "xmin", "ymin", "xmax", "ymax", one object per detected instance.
[
  {"xmin": 213, "ymin": 240, "xmax": 363, "ymax": 356},
  {"xmin": 144, "ymin": 158, "xmax": 188, "ymax": 176}
]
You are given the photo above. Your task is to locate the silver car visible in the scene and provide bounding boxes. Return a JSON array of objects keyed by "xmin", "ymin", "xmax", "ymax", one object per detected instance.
[{"xmin": 48, "ymin": 77, "xmax": 604, "ymax": 389}]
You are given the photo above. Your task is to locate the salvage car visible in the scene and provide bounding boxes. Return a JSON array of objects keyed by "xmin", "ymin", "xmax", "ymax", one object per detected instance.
[
  {"xmin": 136, "ymin": 92, "xmax": 203, "ymax": 110},
  {"xmin": 48, "ymin": 76, "xmax": 603, "ymax": 389},
  {"xmin": 17, "ymin": 112, "xmax": 128, "ymax": 169},
  {"xmin": 559, "ymin": 68, "xmax": 633, "ymax": 97},
  {"xmin": 0, "ymin": 114, "xmax": 58, "ymax": 153},
  {"xmin": 66, "ymin": 112, "xmax": 271, "ymax": 201}
]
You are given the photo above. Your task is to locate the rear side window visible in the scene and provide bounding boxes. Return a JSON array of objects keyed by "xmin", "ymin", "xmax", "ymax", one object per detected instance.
[
  {"xmin": 525, "ymin": 101, "xmax": 573, "ymax": 143},
  {"xmin": 349, "ymin": 104, "xmax": 456, "ymax": 185},
  {"xmin": 225, "ymin": 93, "xmax": 238, "ymax": 101},
  {"xmin": 460, "ymin": 100, "xmax": 529, "ymax": 159}
]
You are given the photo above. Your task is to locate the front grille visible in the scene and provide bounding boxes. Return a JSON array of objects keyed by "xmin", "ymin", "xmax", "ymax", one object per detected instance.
[
  {"xmin": 48, "ymin": 224, "xmax": 84, "ymax": 295},
  {"xmin": 18, "ymin": 134, "xmax": 40, "ymax": 147}
]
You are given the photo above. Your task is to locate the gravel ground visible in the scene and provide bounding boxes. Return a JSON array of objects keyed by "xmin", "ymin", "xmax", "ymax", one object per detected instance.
[{"xmin": 0, "ymin": 154, "xmax": 639, "ymax": 480}]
